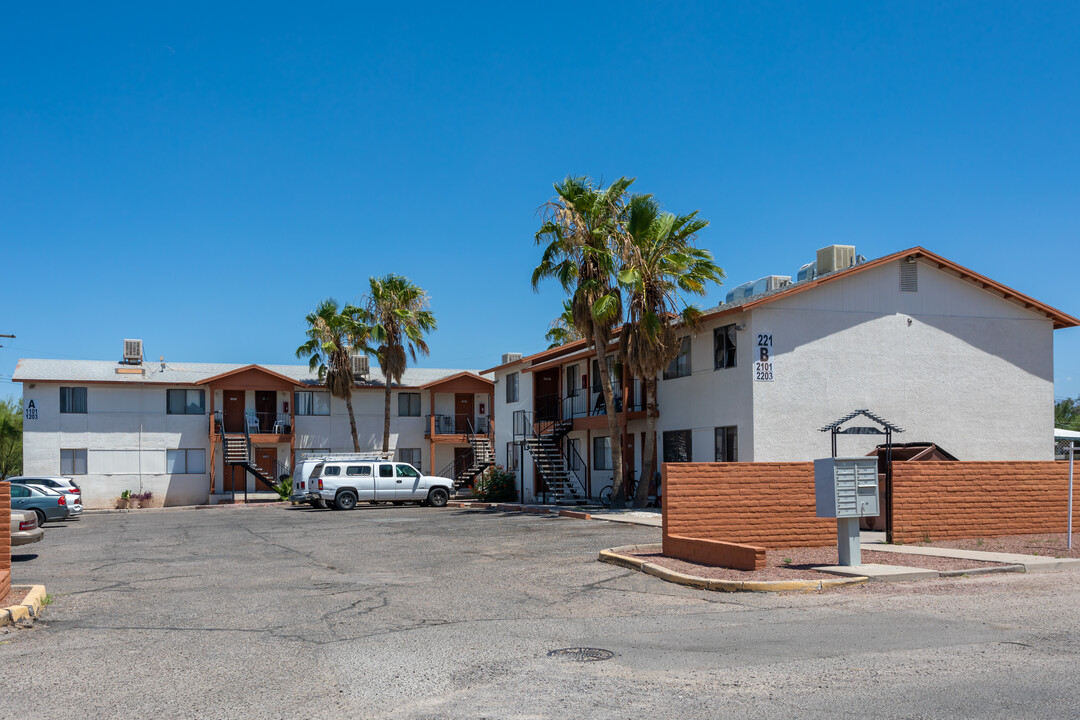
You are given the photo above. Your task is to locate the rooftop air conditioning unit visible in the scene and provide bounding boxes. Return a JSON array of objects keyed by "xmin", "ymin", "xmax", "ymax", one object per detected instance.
[
  {"xmin": 502, "ymin": 352, "xmax": 523, "ymax": 365},
  {"xmin": 816, "ymin": 245, "xmax": 856, "ymax": 275},
  {"xmin": 123, "ymin": 339, "xmax": 143, "ymax": 365},
  {"xmin": 351, "ymin": 354, "xmax": 370, "ymax": 377}
]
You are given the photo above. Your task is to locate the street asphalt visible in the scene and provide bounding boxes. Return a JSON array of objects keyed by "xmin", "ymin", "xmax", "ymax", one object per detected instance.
[{"xmin": 2, "ymin": 504, "xmax": 1079, "ymax": 719}]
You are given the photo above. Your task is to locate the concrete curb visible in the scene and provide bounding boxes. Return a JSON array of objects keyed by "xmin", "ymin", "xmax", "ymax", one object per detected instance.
[
  {"xmin": 451, "ymin": 502, "xmax": 595, "ymax": 523},
  {"xmin": 85, "ymin": 502, "xmax": 289, "ymax": 515},
  {"xmin": 599, "ymin": 545, "xmax": 867, "ymax": 593},
  {"xmin": 1, "ymin": 585, "xmax": 47, "ymax": 627}
]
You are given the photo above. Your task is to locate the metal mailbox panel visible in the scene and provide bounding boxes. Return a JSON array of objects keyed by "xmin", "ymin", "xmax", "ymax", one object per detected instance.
[{"xmin": 815, "ymin": 457, "xmax": 880, "ymax": 518}]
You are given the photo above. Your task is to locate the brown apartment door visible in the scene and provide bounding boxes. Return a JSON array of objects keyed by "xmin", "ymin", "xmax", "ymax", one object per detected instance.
[
  {"xmin": 223, "ymin": 392, "xmax": 245, "ymax": 432},
  {"xmin": 255, "ymin": 391, "xmax": 275, "ymax": 433},
  {"xmin": 534, "ymin": 368, "xmax": 560, "ymax": 421},
  {"xmin": 223, "ymin": 465, "xmax": 246, "ymax": 492},
  {"xmin": 455, "ymin": 394, "xmax": 474, "ymax": 434},
  {"xmin": 254, "ymin": 447, "xmax": 278, "ymax": 481}
]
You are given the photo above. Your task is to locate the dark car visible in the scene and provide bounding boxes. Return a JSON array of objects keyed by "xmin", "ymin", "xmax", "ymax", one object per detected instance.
[{"xmin": 8, "ymin": 482, "xmax": 71, "ymax": 525}]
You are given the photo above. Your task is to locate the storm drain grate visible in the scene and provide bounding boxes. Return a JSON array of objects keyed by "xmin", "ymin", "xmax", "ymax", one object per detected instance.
[{"xmin": 547, "ymin": 647, "xmax": 615, "ymax": 662}]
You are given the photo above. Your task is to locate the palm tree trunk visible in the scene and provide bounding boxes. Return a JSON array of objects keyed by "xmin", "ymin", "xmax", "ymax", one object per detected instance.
[
  {"xmin": 594, "ymin": 331, "xmax": 625, "ymax": 508},
  {"xmin": 633, "ymin": 377, "xmax": 658, "ymax": 508},
  {"xmin": 382, "ymin": 383, "xmax": 392, "ymax": 454},
  {"xmin": 345, "ymin": 391, "xmax": 360, "ymax": 452}
]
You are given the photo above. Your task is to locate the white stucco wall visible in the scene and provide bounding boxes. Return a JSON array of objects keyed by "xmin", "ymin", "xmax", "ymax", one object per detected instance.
[
  {"xmin": 654, "ymin": 310, "xmax": 755, "ymax": 461},
  {"xmin": 749, "ymin": 259, "xmax": 1055, "ymax": 461},
  {"xmin": 492, "ymin": 366, "xmax": 532, "ymax": 495},
  {"xmin": 21, "ymin": 382, "xmax": 212, "ymax": 508}
]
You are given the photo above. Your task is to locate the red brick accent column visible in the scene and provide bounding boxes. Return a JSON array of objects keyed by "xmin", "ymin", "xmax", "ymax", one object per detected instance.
[
  {"xmin": 662, "ymin": 462, "xmax": 835, "ymax": 550},
  {"xmin": 0, "ymin": 482, "xmax": 11, "ymax": 602},
  {"xmin": 891, "ymin": 461, "xmax": 1072, "ymax": 543}
]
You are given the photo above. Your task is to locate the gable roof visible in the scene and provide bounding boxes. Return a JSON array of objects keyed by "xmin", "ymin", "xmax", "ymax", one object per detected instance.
[{"xmin": 699, "ymin": 246, "xmax": 1079, "ymax": 329}]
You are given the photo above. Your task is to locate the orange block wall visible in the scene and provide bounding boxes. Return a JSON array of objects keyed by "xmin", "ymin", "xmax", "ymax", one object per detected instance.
[{"xmin": 0, "ymin": 482, "xmax": 10, "ymax": 602}]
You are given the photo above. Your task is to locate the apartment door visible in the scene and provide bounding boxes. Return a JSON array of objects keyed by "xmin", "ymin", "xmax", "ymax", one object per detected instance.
[
  {"xmin": 534, "ymin": 368, "xmax": 560, "ymax": 421},
  {"xmin": 223, "ymin": 391, "xmax": 245, "ymax": 433},
  {"xmin": 254, "ymin": 447, "xmax": 278, "ymax": 481},
  {"xmin": 455, "ymin": 393, "xmax": 474, "ymax": 434},
  {"xmin": 223, "ymin": 465, "xmax": 246, "ymax": 492},
  {"xmin": 255, "ymin": 391, "xmax": 276, "ymax": 433}
]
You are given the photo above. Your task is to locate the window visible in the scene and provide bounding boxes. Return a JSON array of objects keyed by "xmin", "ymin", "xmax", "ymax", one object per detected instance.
[
  {"xmin": 567, "ymin": 437, "xmax": 583, "ymax": 471},
  {"xmin": 506, "ymin": 441, "xmax": 522, "ymax": 471},
  {"xmin": 11, "ymin": 485, "xmax": 30, "ymax": 498},
  {"xmin": 566, "ymin": 365, "xmax": 579, "ymax": 397},
  {"xmin": 715, "ymin": 426, "xmax": 738, "ymax": 462},
  {"xmin": 167, "ymin": 449, "xmax": 206, "ymax": 474},
  {"xmin": 346, "ymin": 465, "xmax": 372, "ymax": 476},
  {"xmin": 323, "ymin": 465, "xmax": 341, "ymax": 476},
  {"xmin": 506, "ymin": 372, "xmax": 519, "ymax": 403},
  {"xmin": 593, "ymin": 436, "xmax": 612, "ymax": 470},
  {"xmin": 398, "ymin": 448, "xmax": 422, "ymax": 466},
  {"xmin": 60, "ymin": 449, "xmax": 87, "ymax": 475},
  {"xmin": 664, "ymin": 337, "xmax": 692, "ymax": 379},
  {"xmin": 167, "ymin": 389, "xmax": 205, "ymax": 415},
  {"xmin": 397, "ymin": 393, "xmax": 421, "ymax": 417},
  {"xmin": 379, "ymin": 464, "xmax": 394, "ymax": 478},
  {"xmin": 60, "ymin": 387, "xmax": 87, "ymax": 414},
  {"xmin": 592, "ymin": 356, "xmax": 619, "ymax": 393},
  {"xmin": 663, "ymin": 430, "xmax": 693, "ymax": 463},
  {"xmin": 714, "ymin": 324, "xmax": 737, "ymax": 369},
  {"xmin": 295, "ymin": 391, "xmax": 331, "ymax": 416},
  {"xmin": 396, "ymin": 464, "xmax": 420, "ymax": 478}
]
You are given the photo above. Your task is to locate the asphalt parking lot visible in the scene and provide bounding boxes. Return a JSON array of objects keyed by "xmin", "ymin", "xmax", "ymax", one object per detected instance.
[{"xmin": 4, "ymin": 505, "xmax": 1080, "ymax": 719}]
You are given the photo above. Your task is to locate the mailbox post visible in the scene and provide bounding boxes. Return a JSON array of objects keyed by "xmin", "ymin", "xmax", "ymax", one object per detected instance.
[{"xmin": 815, "ymin": 457, "xmax": 880, "ymax": 565}]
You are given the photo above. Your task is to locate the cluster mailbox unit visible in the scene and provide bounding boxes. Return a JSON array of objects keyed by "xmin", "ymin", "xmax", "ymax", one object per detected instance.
[{"xmin": 815, "ymin": 457, "xmax": 880, "ymax": 565}]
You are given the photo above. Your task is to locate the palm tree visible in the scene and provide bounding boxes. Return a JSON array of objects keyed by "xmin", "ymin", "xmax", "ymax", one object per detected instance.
[
  {"xmin": 533, "ymin": 175, "xmax": 634, "ymax": 506},
  {"xmin": 296, "ymin": 299, "xmax": 371, "ymax": 452},
  {"xmin": 545, "ymin": 300, "xmax": 584, "ymax": 349},
  {"xmin": 363, "ymin": 274, "xmax": 438, "ymax": 454},
  {"xmin": 619, "ymin": 194, "xmax": 723, "ymax": 507}
]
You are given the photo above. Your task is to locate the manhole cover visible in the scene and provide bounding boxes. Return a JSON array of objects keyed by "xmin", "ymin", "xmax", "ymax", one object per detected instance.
[{"xmin": 547, "ymin": 647, "xmax": 614, "ymax": 662}]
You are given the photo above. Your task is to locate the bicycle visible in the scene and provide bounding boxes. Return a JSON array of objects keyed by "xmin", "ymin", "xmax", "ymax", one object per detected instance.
[{"xmin": 598, "ymin": 474, "xmax": 659, "ymax": 507}]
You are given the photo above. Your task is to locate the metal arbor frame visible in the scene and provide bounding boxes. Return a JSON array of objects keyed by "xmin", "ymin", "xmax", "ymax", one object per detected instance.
[{"xmin": 819, "ymin": 409, "xmax": 904, "ymax": 542}]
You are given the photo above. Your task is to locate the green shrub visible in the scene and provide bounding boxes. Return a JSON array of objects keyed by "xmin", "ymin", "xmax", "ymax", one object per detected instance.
[
  {"xmin": 474, "ymin": 465, "xmax": 517, "ymax": 503},
  {"xmin": 274, "ymin": 475, "xmax": 293, "ymax": 502}
]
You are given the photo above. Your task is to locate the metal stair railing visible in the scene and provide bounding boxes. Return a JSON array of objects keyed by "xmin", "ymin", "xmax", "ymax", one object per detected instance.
[{"xmin": 513, "ymin": 400, "xmax": 588, "ymax": 504}]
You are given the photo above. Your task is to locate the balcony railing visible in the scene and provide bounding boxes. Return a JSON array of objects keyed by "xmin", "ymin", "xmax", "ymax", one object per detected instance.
[
  {"xmin": 426, "ymin": 414, "xmax": 491, "ymax": 435},
  {"xmin": 213, "ymin": 410, "xmax": 292, "ymax": 435}
]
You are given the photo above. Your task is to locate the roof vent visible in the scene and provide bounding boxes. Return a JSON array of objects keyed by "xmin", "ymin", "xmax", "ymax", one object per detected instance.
[
  {"xmin": 900, "ymin": 258, "xmax": 918, "ymax": 292},
  {"xmin": 502, "ymin": 352, "xmax": 523, "ymax": 365},
  {"xmin": 123, "ymin": 339, "xmax": 143, "ymax": 365},
  {"xmin": 351, "ymin": 353, "xmax": 370, "ymax": 377},
  {"xmin": 816, "ymin": 245, "xmax": 856, "ymax": 275},
  {"xmin": 726, "ymin": 276, "xmax": 791, "ymax": 303}
]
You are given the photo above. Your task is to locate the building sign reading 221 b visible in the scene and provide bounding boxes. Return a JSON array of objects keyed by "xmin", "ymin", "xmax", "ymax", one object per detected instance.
[{"xmin": 754, "ymin": 333, "xmax": 774, "ymax": 382}]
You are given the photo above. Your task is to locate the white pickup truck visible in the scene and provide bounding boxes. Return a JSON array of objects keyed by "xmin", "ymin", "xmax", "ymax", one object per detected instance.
[{"xmin": 306, "ymin": 459, "xmax": 454, "ymax": 510}]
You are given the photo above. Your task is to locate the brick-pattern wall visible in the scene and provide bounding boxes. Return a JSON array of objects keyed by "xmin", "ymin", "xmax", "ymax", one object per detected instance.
[
  {"xmin": 0, "ymin": 482, "xmax": 11, "ymax": 603},
  {"xmin": 663, "ymin": 462, "xmax": 835, "ymax": 550},
  {"xmin": 663, "ymin": 534, "xmax": 767, "ymax": 570},
  {"xmin": 892, "ymin": 461, "xmax": 1071, "ymax": 543}
]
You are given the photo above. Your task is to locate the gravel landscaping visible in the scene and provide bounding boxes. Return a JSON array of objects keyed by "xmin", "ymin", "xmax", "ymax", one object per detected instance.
[
  {"xmin": 627, "ymin": 546, "xmax": 1010, "ymax": 582},
  {"xmin": 916, "ymin": 533, "xmax": 1080, "ymax": 558}
]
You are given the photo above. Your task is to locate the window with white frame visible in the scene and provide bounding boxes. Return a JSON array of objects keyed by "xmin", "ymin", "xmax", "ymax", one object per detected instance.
[
  {"xmin": 714, "ymin": 324, "xmax": 737, "ymax": 369},
  {"xmin": 167, "ymin": 389, "xmax": 205, "ymax": 415},
  {"xmin": 60, "ymin": 387, "xmax": 87, "ymax": 414},
  {"xmin": 663, "ymin": 337, "xmax": 692, "ymax": 379},
  {"xmin": 506, "ymin": 372, "xmax": 519, "ymax": 403},
  {"xmin": 663, "ymin": 430, "xmax": 693, "ymax": 463},
  {"xmin": 715, "ymin": 426, "xmax": 738, "ymax": 462},
  {"xmin": 61, "ymin": 448, "xmax": 87, "ymax": 474},
  {"xmin": 398, "ymin": 448, "xmax": 422, "ymax": 467},
  {"xmin": 506, "ymin": 441, "xmax": 522, "ymax": 471},
  {"xmin": 295, "ymin": 391, "xmax": 331, "ymax": 415},
  {"xmin": 397, "ymin": 392, "xmax": 421, "ymax": 417},
  {"xmin": 167, "ymin": 449, "xmax": 207, "ymax": 474},
  {"xmin": 593, "ymin": 436, "xmax": 612, "ymax": 470}
]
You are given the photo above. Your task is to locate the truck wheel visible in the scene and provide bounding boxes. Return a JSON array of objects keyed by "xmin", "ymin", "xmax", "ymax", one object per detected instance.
[
  {"xmin": 427, "ymin": 488, "xmax": 449, "ymax": 508},
  {"xmin": 335, "ymin": 491, "xmax": 357, "ymax": 511},
  {"xmin": 315, "ymin": 497, "xmax": 328, "ymax": 509}
]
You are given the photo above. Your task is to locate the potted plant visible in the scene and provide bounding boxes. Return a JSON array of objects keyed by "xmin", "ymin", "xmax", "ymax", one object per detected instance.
[{"xmin": 115, "ymin": 489, "xmax": 131, "ymax": 510}]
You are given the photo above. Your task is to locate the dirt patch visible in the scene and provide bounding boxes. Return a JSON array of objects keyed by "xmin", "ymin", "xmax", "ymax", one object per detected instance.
[
  {"xmin": 626, "ymin": 546, "xmax": 1009, "ymax": 582},
  {"xmin": 913, "ymin": 533, "xmax": 1080, "ymax": 559},
  {"xmin": 1, "ymin": 586, "xmax": 31, "ymax": 608}
]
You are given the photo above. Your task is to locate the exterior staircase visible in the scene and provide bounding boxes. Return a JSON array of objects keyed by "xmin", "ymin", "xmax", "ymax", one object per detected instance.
[
  {"xmin": 444, "ymin": 435, "xmax": 496, "ymax": 492},
  {"xmin": 515, "ymin": 406, "xmax": 587, "ymax": 505},
  {"xmin": 223, "ymin": 433, "xmax": 283, "ymax": 492}
]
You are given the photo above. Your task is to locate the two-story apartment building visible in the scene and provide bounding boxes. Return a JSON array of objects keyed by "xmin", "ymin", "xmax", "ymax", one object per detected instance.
[
  {"xmin": 489, "ymin": 246, "xmax": 1078, "ymax": 504},
  {"xmin": 13, "ymin": 354, "xmax": 492, "ymax": 508}
]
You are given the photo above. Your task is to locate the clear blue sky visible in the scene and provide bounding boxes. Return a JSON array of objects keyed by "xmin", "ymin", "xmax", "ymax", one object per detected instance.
[{"xmin": 3, "ymin": 2, "xmax": 1079, "ymax": 398}]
